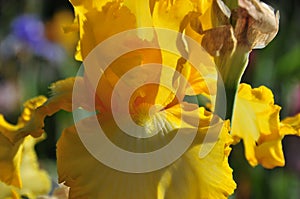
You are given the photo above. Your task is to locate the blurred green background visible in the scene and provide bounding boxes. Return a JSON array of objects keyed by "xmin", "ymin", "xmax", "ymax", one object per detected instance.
[{"xmin": 0, "ymin": 0, "xmax": 299, "ymax": 198}]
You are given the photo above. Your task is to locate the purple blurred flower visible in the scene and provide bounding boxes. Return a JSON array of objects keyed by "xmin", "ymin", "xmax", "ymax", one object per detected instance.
[
  {"xmin": 11, "ymin": 15, "xmax": 44, "ymax": 47},
  {"xmin": 0, "ymin": 14, "xmax": 65, "ymax": 63}
]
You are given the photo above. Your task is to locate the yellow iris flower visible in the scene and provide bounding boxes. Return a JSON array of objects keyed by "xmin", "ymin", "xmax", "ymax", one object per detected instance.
[
  {"xmin": 0, "ymin": 0, "xmax": 236, "ymax": 198},
  {"xmin": 0, "ymin": 0, "xmax": 299, "ymax": 198},
  {"xmin": 1, "ymin": 74, "xmax": 235, "ymax": 198}
]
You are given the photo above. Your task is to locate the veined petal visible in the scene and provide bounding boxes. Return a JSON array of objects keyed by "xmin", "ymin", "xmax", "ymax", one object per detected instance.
[
  {"xmin": 57, "ymin": 105, "xmax": 235, "ymax": 198},
  {"xmin": 231, "ymin": 83, "xmax": 297, "ymax": 168},
  {"xmin": 73, "ymin": 0, "xmax": 164, "ymax": 112},
  {"xmin": 89, "ymin": 47, "xmax": 163, "ymax": 113},
  {"xmin": 151, "ymin": 0, "xmax": 218, "ymax": 99},
  {"xmin": 71, "ymin": 0, "xmax": 215, "ymax": 115}
]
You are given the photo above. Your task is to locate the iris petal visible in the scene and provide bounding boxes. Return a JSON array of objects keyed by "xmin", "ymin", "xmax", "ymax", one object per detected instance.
[
  {"xmin": 57, "ymin": 106, "xmax": 235, "ymax": 198},
  {"xmin": 231, "ymin": 83, "xmax": 300, "ymax": 168}
]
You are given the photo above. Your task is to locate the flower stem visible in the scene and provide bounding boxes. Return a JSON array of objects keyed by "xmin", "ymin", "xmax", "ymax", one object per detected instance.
[{"xmin": 214, "ymin": 47, "xmax": 250, "ymax": 121}]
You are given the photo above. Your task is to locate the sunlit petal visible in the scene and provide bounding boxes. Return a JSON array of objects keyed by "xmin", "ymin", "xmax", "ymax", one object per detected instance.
[
  {"xmin": 231, "ymin": 83, "xmax": 299, "ymax": 168},
  {"xmin": 57, "ymin": 106, "xmax": 235, "ymax": 198}
]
